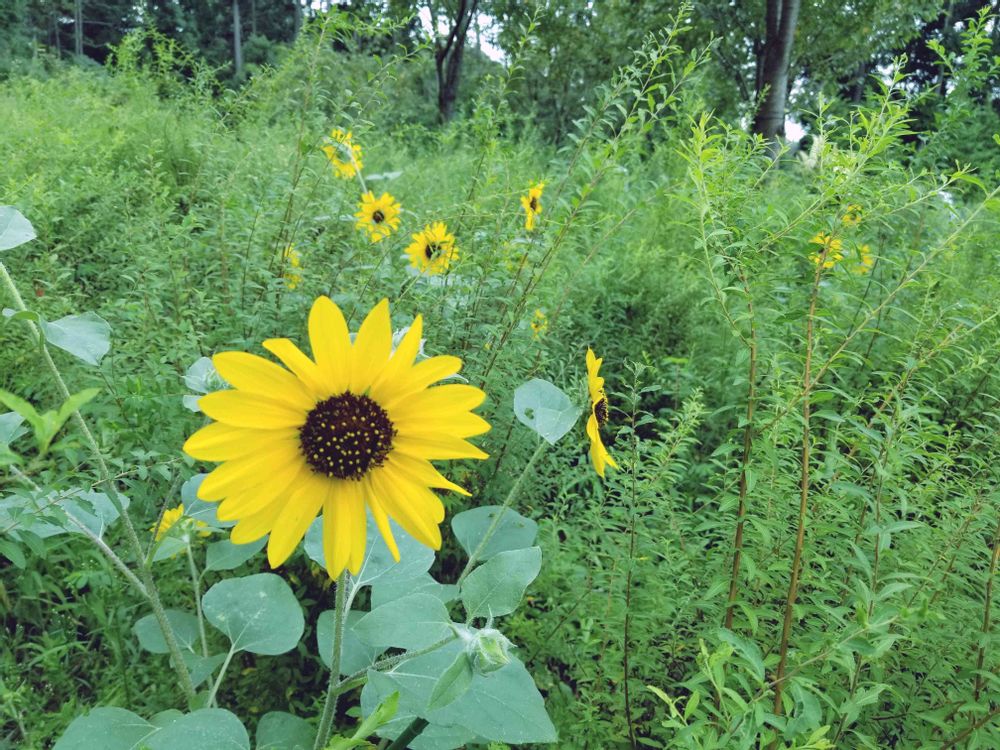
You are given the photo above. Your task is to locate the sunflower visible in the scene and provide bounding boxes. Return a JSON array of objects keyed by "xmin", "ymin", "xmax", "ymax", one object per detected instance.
[
  {"xmin": 405, "ymin": 222, "xmax": 458, "ymax": 276},
  {"xmin": 808, "ymin": 232, "xmax": 844, "ymax": 269},
  {"xmin": 183, "ymin": 297, "xmax": 490, "ymax": 577},
  {"xmin": 585, "ymin": 348, "xmax": 617, "ymax": 478},
  {"xmin": 520, "ymin": 182, "xmax": 545, "ymax": 231},
  {"xmin": 321, "ymin": 129, "xmax": 363, "ymax": 180},
  {"xmin": 355, "ymin": 192, "xmax": 402, "ymax": 243},
  {"xmin": 283, "ymin": 244, "xmax": 303, "ymax": 290}
]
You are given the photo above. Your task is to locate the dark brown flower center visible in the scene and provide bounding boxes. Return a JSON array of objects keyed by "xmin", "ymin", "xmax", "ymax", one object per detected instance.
[
  {"xmin": 529, "ymin": 197, "xmax": 538, "ymax": 212},
  {"xmin": 425, "ymin": 242, "xmax": 442, "ymax": 260},
  {"xmin": 594, "ymin": 397, "xmax": 609, "ymax": 427},
  {"xmin": 372, "ymin": 210, "xmax": 385, "ymax": 224},
  {"xmin": 299, "ymin": 393, "xmax": 395, "ymax": 480}
]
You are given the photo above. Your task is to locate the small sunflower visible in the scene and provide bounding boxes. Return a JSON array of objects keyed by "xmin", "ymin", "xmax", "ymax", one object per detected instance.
[
  {"xmin": 520, "ymin": 182, "xmax": 545, "ymax": 231},
  {"xmin": 809, "ymin": 232, "xmax": 844, "ymax": 269},
  {"xmin": 355, "ymin": 192, "xmax": 402, "ymax": 243},
  {"xmin": 841, "ymin": 204, "xmax": 863, "ymax": 227},
  {"xmin": 852, "ymin": 244, "xmax": 875, "ymax": 275},
  {"xmin": 183, "ymin": 297, "xmax": 490, "ymax": 577},
  {"xmin": 405, "ymin": 222, "xmax": 458, "ymax": 276},
  {"xmin": 151, "ymin": 503, "xmax": 210, "ymax": 542},
  {"xmin": 585, "ymin": 348, "xmax": 617, "ymax": 478},
  {"xmin": 321, "ymin": 129, "xmax": 363, "ymax": 180},
  {"xmin": 283, "ymin": 244, "xmax": 303, "ymax": 290}
]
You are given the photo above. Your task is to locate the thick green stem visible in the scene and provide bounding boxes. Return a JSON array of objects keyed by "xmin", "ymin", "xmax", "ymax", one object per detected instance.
[
  {"xmin": 314, "ymin": 570, "xmax": 349, "ymax": 750},
  {"xmin": 457, "ymin": 440, "xmax": 546, "ymax": 586},
  {"xmin": 0, "ymin": 260, "xmax": 197, "ymax": 703},
  {"xmin": 386, "ymin": 718, "xmax": 429, "ymax": 750}
]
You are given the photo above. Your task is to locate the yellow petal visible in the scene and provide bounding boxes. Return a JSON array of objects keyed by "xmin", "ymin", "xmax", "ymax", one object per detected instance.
[
  {"xmin": 323, "ymin": 480, "xmax": 356, "ymax": 577},
  {"xmin": 184, "ymin": 423, "xmax": 296, "ymax": 462},
  {"xmin": 369, "ymin": 315, "xmax": 422, "ymax": 402},
  {"xmin": 346, "ymin": 487, "xmax": 367, "ymax": 575},
  {"xmin": 396, "ymin": 412, "xmax": 491, "ymax": 440},
  {"xmin": 216, "ymin": 462, "xmax": 308, "ymax": 521},
  {"xmin": 369, "ymin": 468, "xmax": 442, "ymax": 549},
  {"xmin": 266, "ymin": 473, "xmax": 327, "ymax": 568},
  {"xmin": 378, "ymin": 355, "xmax": 463, "ymax": 410},
  {"xmin": 308, "ymin": 296, "xmax": 351, "ymax": 395},
  {"xmin": 262, "ymin": 338, "xmax": 328, "ymax": 398},
  {"xmin": 231, "ymin": 497, "xmax": 285, "ymax": 544},
  {"xmin": 385, "ymin": 453, "xmax": 470, "ymax": 496},
  {"xmin": 212, "ymin": 352, "xmax": 314, "ymax": 410},
  {"xmin": 389, "ymin": 384, "xmax": 485, "ymax": 421},
  {"xmin": 200, "ymin": 390, "xmax": 306, "ymax": 429},
  {"xmin": 350, "ymin": 299, "xmax": 392, "ymax": 393},
  {"xmin": 198, "ymin": 441, "xmax": 300, "ymax": 500},
  {"xmin": 394, "ymin": 434, "xmax": 488, "ymax": 461},
  {"xmin": 366, "ymin": 489, "xmax": 400, "ymax": 561}
]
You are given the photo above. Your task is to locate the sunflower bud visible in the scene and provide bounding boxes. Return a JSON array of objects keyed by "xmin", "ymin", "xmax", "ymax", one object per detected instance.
[{"xmin": 464, "ymin": 627, "xmax": 513, "ymax": 675}]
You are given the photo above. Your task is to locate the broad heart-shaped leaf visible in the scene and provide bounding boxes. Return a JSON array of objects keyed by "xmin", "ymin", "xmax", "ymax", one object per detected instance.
[
  {"xmin": 202, "ymin": 573, "xmax": 304, "ymax": 655},
  {"xmin": 145, "ymin": 709, "xmax": 249, "ymax": 750},
  {"xmin": 427, "ymin": 651, "xmax": 475, "ymax": 711},
  {"xmin": 371, "ymin": 573, "xmax": 458, "ymax": 609},
  {"xmin": 182, "ymin": 652, "xmax": 227, "ymax": 690},
  {"xmin": 182, "ymin": 357, "xmax": 225, "ymax": 413},
  {"xmin": 304, "ymin": 515, "xmax": 434, "ymax": 588},
  {"xmin": 362, "ymin": 641, "xmax": 557, "ymax": 745},
  {"xmin": 513, "ymin": 378, "xmax": 581, "ymax": 444},
  {"xmin": 62, "ymin": 490, "xmax": 126, "ymax": 538},
  {"xmin": 451, "ymin": 505, "xmax": 538, "ymax": 561},
  {"xmin": 133, "ymin": 609, "xmax": 201, "ymax": 654},
  {"xmin": 317, "ymin": 609, "xmax": 383, "ymax": 676},
  {"xmin": 461, "ymin": 546, "xmax": 542, "ymax": 620},
  {"xmin": 205, "ymin": 537, "xmax": 266, "ymax": 571},
  {"xmin": 53, "ymin": 707, "xmax": 155, "ymax": 750},
  {"xmin": 353, "ymin": 593, "xmax": 452, "ymax": 651},
  {"xmin": 0, "ymin": 206, "xmax": 35, "ymax": 251},
  {"xmin": 255, "ymin": 711, "xmax": 315, "ymax": 750},
  {"xmin": 40, "ymin": 312, "xmax": 112, "ymax": 366}
]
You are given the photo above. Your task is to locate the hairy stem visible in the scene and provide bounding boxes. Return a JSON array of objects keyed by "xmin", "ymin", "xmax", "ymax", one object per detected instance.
[{"xmin": 314, "ymin": 570, "xmax": 349, "ymax": 750}]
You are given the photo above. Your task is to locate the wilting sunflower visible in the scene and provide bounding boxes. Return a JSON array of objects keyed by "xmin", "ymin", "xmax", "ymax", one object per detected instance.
[
  {"xmin": 183, "ymin": 297, "xmax": 489, "ymax": 577},
  {"xmin": 585, "ymin": 348, "xmax": 617, "ymax": 478},
  {"xmin": 405, "ymin": 222, "xmax": 458, "ymax": 275},
  {"xmin": 520, "ymin": 182, "xmax": 545, "ymax": 231},
  {"xmin": 355, "ymin": 192, "xmax": 402, "ymax": 243},
  {"xmin": 321, "ymin": 128, "xmax": 363, "ymax": 179}
]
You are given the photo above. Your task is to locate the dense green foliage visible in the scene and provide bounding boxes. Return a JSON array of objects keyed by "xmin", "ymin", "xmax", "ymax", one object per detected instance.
[{"xmin": 2, "ymin": 8, "xmax": 1000, "ymax": 750}]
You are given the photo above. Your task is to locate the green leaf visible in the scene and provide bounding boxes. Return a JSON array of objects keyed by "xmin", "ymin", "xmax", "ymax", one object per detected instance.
[
  {"xmin": 202, "ymin": 573, "xmax": 304, "ymax": 655},
  {"xmin": 0, "ymin": 411, "xmax": 27, "ymax": 444},
  {"xmin": 317, "ymin": 609, "xmax": 383, "ymax": 676},
  {"xmin": 53, "ymin": 707, "xmax": 155, "ymax": 750},
  {"xmin": 461, "ymin": 547, "xmax": 542, "ymax": 620},
  {"xmin": 513, "ymin": 379, "xmax": 581, "ymax": 444},
  {"xmin": 41, "ymin": 387, "xmax": 100, "ymax": 453},
  {"xmin": 353, "ymin": 593, "xmax": 453, "ymax": 650},
  {"xmin": 145, "ymin": 709, "xmax": 249, "ymax": 749},
  {"xmin": 371, "ymin": 573, "xmax": 458, "ymax": 609},
  {"xmin": 0, "ymin": 389, "xmax": 43, "ymax": 439},
  {"xmin": 256, "ymin": 712, "xmax": 315, "ymax": 750},
  {"xmin": 40, "ymin": 312, "xmax": 112, "ymax": 366},
  {"xmin": 427, "ymin": 651, "xmax": 474, "ymax": 711},
  {"xmin": 451, "ymin": 506, "xmax": 538, "ymax": 561},
  {"xmin": 205, "ymin": 537, "xmax": 266, "ymax": 571},
  {"xmin": 0, "ymin": 206, "xmax": 36, "ymax": 251},
  {"xmin": 62, "ymin": 490, "xmax": 128, "ymax": 538},
  {"xmin": 133, "ymin": 609, "xmax": 201, "ymax": 654},
  {"xmin": 182, "ymin": 652, "xmax": 227, "ymax": 690}
]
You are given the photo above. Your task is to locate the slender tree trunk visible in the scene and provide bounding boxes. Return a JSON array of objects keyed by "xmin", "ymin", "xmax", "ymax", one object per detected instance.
[
  {"xmin": 251, "ymin": 0, "xmax": 257, "ymax": 37},
  {"xmin": 294, "ymin": 0, "xmax": 303, "ymax": 37},
  {"xmin": 232, "ymin": 0, "xmax": 244, "ymax": 79},
  {"xmin": 751, "ymin": 0, "xmax": 801, "ymax": 142},
  {"xmin": 433, "ymin": 0, "xmax": 479, "ymax": 122},
  {"xmin": 74, "ymin": 0, "xmax": 83, "ymax": 57}
]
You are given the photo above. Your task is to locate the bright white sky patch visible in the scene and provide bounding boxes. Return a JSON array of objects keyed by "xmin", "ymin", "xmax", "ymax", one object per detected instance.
[
  {"xmin": 418, "ymin": 6, "xmax": 506, "ymax": 63},
  {"xmin": 785, "ymin": 119, "xmax": 805, "ymax": 142}
]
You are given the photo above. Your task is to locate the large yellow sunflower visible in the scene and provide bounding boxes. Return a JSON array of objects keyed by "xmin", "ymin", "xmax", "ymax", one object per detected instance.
[
  {"xmin": 183, "ymin": 297, "xmax": 490, "ymax": 577},
  {"xmin": 355, "ymin": 192, "xmax": 402, "ymax": 243},
  {"xmin": 586, "ymin": 348, "xmax": 617, "ymax": 478},
  {"xmin": 405, "ymin": 222, "xmax": 458, "ymax": 276},
  {"xmin": 520, "ymin": 182, "xmax": 545, "ymax": 231},
  {"xmin": 321, "ymin": 129, "xmax": 363, "ymax": 180}
]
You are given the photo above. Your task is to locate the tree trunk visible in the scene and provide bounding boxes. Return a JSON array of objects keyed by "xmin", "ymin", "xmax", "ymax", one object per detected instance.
[
  {"xmin": 74, "ymin": 0, "xmax": 83, "ymax": 57},
  {"xmin": 250, "ymin": 0, "xmax": 257, "ymax": 37},
  {"xmin": 294, "ymin": 0, "xmax": 303, "ymax": 37},
  {"xmin": 232, "ymin": 0, "xmax": 244, "ymax": 79},
  {"xmin": 433, "ymin": 0, "xmax": 479, "ymax": 122},
  {"xmin": 751, "ymin": 0, "xmax": 801, "ymax": 143}
]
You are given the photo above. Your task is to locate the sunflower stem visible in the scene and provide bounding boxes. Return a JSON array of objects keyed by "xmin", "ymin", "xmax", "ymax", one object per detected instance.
[
  {"xmin": 386, "ymin": 718, "xmax": 429, "ymax": 750},
  {"xmin": 0, "ymin": 260, "xmax": 198, "ymax": 704},
  {"xmin": 314, "ymin": 569, "xmax": 349, "ymax": 750},
  {"xmin": 186, "ymin": 543, "xmax": 210, "ymax": 658},
  {"xmin": 457, "ymin": 439, "xmax": 546, "ymax": 586}
]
